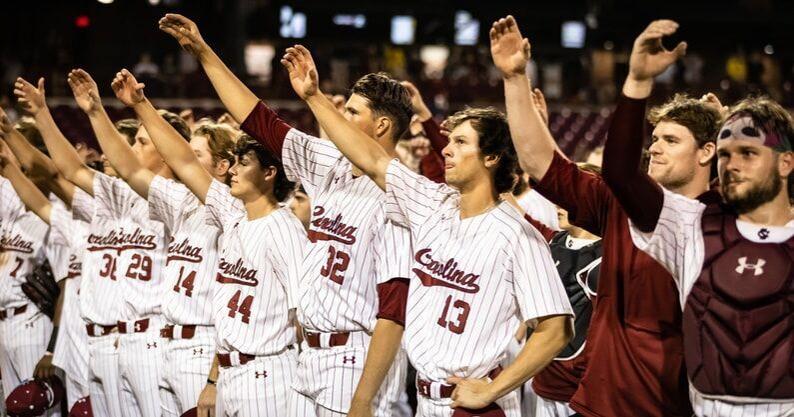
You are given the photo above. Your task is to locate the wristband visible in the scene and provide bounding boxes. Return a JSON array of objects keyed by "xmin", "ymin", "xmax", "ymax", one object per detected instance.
[
  {"xmin": 206, "ymin": 378, "xmax": 216, "ymax": 385},
  {"xmin": 47, "ymin": 326, "xmax": 59, "ymax": 352}
]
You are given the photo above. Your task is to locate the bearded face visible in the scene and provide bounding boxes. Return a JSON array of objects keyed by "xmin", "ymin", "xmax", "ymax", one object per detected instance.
[{"xmin": 721, "ymin": 160, "xmax": 781, "ymax": 214}]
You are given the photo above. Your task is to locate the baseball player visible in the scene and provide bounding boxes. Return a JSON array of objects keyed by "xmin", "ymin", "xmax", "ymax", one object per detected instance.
[
  {"xmin": 109, "ymin": 69, "xmax": 238, "ymax": 416},
  {"xmin": 0, "ymin": 137, "xmax": 92, "ymax": 413},
  {"xmin": 159, "ymin": 14, "xmax": 409, "ymax": 417},
  {"xmin": 0, "ymin": 161, "xmax": 56, "ymax": 417},
  {"xmin": 522, "ymin": 200, "xmax": 601, "ymax": 417},
  {"xmin": 14, "ymin": 71, "xmax": 176, "ymax": 417},
  {"xmin": 6, "ymin": 83, "xmax": 109, "ymax": 414},
  {"xmin": 282, "ymin": 45, "xmax": 573, "ymax": 417},
  {"xmin": 118, "ymin": 79, "xmax": 307, "ymax": 416},
  {"xmin": 601, "ymin": 27, "xmax": 794, "ymax": 415},
  {"xmin": 493, "ymin": 17, "xmax": 717, "ymax": 417}
]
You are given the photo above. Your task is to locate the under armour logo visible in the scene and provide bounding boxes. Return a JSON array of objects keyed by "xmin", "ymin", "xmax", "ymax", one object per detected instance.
[
  {"xmin": 420, "ymin": 384, "xmax": 430, "ymax": 396},
  {"xmin": 24, "ymin": 323, "xmax": 34, "ymax": 329},
  {"xmin": 735, "ymin": 257, "xmax": 766, "ymax": 276},
  {"xmin": 147, "ymin": 342, "xmax": 158, "ymax": 349},
  {"xmin": 193, "ymin": 348, "xmax": 204, "ymax": 355},
  {"xmin": 342, "ymin": 356, "xmax": 356, "ymax": 364},
  {"xmin": 255, "ymin": 371, "xmax": 268, "ymax": 378},
  {"xmin": 758, "ymin": 228, "xmax": 770, "ymax": 240},
  {"xmin": 134, "ymin": 322, "xmax": 143, "ymax": 332}
]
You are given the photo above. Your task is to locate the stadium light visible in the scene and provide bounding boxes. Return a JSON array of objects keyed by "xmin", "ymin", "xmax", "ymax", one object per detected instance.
[{"xmin": 97, "ymin": 0, "xmax": 114, "ymax": 4}]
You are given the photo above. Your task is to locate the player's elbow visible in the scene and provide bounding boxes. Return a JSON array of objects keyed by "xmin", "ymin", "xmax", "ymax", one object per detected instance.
[{"xmin": 537, "ymin": 315, "xmax": 574, "ymax": 355}]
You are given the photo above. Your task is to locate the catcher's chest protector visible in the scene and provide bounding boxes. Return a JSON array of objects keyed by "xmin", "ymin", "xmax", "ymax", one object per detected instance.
[
  {"xmin": 549, "ymin": 231, "xmax": 602, "ymax": 360},
  {"xmin": 684, "ymin": 202, "xmax": 794, "ymax": 398}
]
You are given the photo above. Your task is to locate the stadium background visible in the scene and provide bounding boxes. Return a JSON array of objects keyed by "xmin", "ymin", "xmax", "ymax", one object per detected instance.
[{"xmin": 1, "ymin": 0, "xmax": 793, "ymax": 160}]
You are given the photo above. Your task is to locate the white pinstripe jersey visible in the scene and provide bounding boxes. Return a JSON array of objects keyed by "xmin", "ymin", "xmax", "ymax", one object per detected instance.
[
  {"xmin": 49, "ymin": 202, "xmax": 90, "ymax": 380},
  {"xmin": 149, "ymin": 176, "xmax": 221, "ymax": 326},
  {"xmin": 79, "ymin": 172, "xmax": 167, "ymax": 325},
  {"xmin": 0, "ymin": 177, "xmax": 49, "ymax": 309},
  {"xmin": 630, "ymin": 187, "xmax": 794, "ymax": 415},
  {"xmin": 205, "ymin": 179, "xmax": 305, "ymax": 355},
  {"xmin": 384, "ymin": 161, "xmax": 573, "ymax": 382},
  {"xmin": 281, "ymin": 129, "xmax": 387, "ymax": 333},
  {"xmin": 45, "ymin": 196, "xmax": 72, "ymax": 283}
]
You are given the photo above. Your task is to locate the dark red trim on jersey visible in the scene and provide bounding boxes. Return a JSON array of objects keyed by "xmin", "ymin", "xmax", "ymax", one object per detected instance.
[
  {"xmin": 240, "ymin": 101, "xmax": 292, "ymax": 160},
  {"xmin": 376, "ymin": 277, "xmax": 410, "ymax": 326},
  {"xmin": 524, "ymin": 214, "xmax": 558, "ymax": 242},
  {"xmin": 602, "ymin": 95, "xmax": 664, "ymax": 233}
]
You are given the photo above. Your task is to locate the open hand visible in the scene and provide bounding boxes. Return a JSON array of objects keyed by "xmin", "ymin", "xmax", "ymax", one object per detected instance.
[
  {"xmin": 159, "ymin": 14, "xmax": 208, "ymax": 57},
  {"xmin": 67, "ymin": 69, "xmax": 103, "ymax": 114},
  {"xmin": 281, "ymin": 45, "xmax": 320, "ymax": 100},
  {"xmin": 111, "ymin": 69, "xmax": 146, "ymax": 107},
  {"xmin": 14, "ymin": 77, "xmax": 47, "ymax": 116},
  {"xmin": 701, "ymin": 92, "xmax": 729, "ymax": 118},
  {"xmin": 33, "ymin": 353, "xmax": 57, "ymax": 379},
  {"xmin": 628, "ymin": 20, "xmax": 686, "ymax": 82},
  {"xmin": 197, "ymin": 383, "xmax": 217, "ymax": 417},
  {"xmin": 490, "ymin": 15, "xmax": 531, "ymax": 78},
  {"xmin": 400, "ymin": 81, "xmax": 432, "ymax": 121},
  {"xmin": 447, "ymin": 376, "xmax": 497, "ymax": 410},
  {"xmin": 532, "ymin": 88, "xmax": 549, "ymax": 126}
]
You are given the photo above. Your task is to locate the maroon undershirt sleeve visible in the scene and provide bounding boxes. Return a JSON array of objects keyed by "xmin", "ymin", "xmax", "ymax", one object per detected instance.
[
  {"xmin": 601, "ymin": 95, "xmax": 663, "ymax": 233},
  {"xmin": 239, "ymin": 101, "xmax": 293, "ymax": 160},
  {"xmin": 376, "ymin": 278, "xmax": 410, "ymax": 327},
  {"xmin": 534, "ymin": 152, "xmax": 610, "ymax": 236},
  {"xmin": 523, "ymin": 214, "xmax": 557, "ymax": 242},
  {"xmin": 420, "ymin": 153, "xmax": 445, "ymax": 184},
  {"xmin": 417, "ymin": 118, "xmax": 449, "ymax": 184},
  {"xmin": 421, "ymin": 118, "xmax": 449, "ymax": 160}
]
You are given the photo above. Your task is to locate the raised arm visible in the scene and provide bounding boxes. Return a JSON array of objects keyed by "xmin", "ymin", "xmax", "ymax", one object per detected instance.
[
  {"xmin": 117, "ymin": 70, "xmax": 213, "ymax": 202},
  {"xmin": 490, "ymin": 16, "xmax": 557, "ymax": 181},
  {"xmin": 159, "ymin": 14, "xmax": 258, "ymax": 122},
  {"xmin": 602, "ymin": 21, "xmax": 686, "ymax": 232},
  {"xmin": 283, "ymin": 45, "xmax": 390, "ymax": 189},
  {"xmin": 0, "ymin": 140, "xmax": 52, "ymax": 223},
  {"xmin": 0, "ymin": 105, "xmax": 57, "ymax": 185},
  {"xmin": 68, "ymin": 69, "xmax": 154, "ymax": 199},
  {"xmin": 14, "ymin": 77, "xmax": 95, "ymax": 195}
]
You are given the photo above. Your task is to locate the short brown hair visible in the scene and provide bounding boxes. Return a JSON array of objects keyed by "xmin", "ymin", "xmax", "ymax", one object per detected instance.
[
  {"xmin": 350, "ymin": 73, "xmax": 413, "ymax": 141},
  {"xmin": 443, "ymin": 107, "xmax": 518, "ymax": 194},
  {"xmin": 234, "ymin": 134, "xmax": 295, "ymax": 202},
  {"xmin": 194, "ymin": 123, "xmax": 237, "ymax": 167},
  {"xmin": 115, "ymin": 118, "xmax": 140, "ymax": 145},
  {"xmin": 725, "ymin": 96, "xmax": 794, "ymax": 152},
  {"xmin": 14, "ymin": 118, "xmax": 46, "ymax": 155},
  {"xmin": 158, "ymin": 110, "xmax": 192, "ymax": 141},
  {"xmin": 648, "ymin": 94, "xmax": 722, "ymax": 147}
]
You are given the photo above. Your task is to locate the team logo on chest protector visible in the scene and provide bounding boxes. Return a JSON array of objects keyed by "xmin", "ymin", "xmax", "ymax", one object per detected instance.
[
  {"xmin": 735, "ymin": 256, "xmax": 766, "ymax": 276},
  {"xmin": 413, "ymin": 248, "xmax": 481, "ymax": 293},
  {"xmin": 167, "ymin": 237, "xmax": 204, "ymax": 264},
  {"xmin": 215, "ymin": 258, "xmax": 259, "ymax": 287},
  {"xmin": 308, "ymin": 206, "xmax": 358, "ymax": 244}
]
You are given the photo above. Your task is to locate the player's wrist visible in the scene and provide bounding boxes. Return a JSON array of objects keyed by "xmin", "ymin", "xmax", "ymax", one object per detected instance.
[{"xmin": 622, "ymin": 76, "xmax": 653, "ymax": 99}]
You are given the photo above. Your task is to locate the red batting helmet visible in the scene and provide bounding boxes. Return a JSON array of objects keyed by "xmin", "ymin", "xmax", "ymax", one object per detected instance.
[
  {"xmin": 180, "ymin": 407, "xmax": 198, "ymax": 417},
  {"xmin": 68, "ymin": 396, "xmax": 93, "ymax": 417},
  {"xmin": 5, "ymin": 376, "xmax": 65, "ymax": 417}
]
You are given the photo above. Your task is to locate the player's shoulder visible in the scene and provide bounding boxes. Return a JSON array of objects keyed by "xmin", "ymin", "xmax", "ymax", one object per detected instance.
[
  {"xmin": 660, "ymin": 186, "xmax": 707, "ymax": 223},
  {"xmin": 494, "ymin": 202, "xmax": 549, "ymax": 246}
]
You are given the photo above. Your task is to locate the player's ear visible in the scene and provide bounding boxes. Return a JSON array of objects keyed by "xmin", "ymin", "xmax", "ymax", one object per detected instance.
[{"xmin": 375, "ymin": 116, "xmax": 391, "ymax": 138}]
